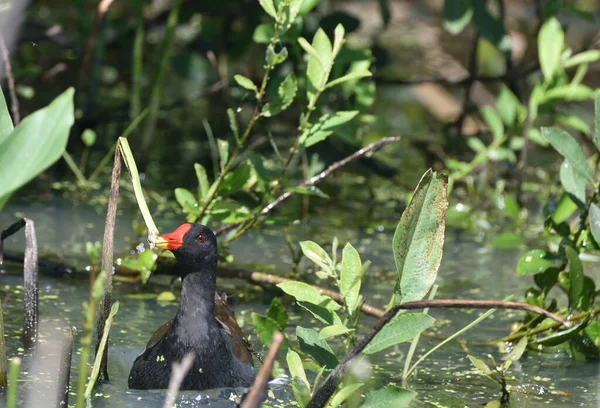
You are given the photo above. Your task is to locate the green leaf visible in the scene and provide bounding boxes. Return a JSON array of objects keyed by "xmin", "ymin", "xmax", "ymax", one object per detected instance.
[
  {"xmin": 253, "ymin": 24, "xmax": 274, "ymax": 44},
  {"xmin": 194, "ymin": 163, "xmax": 210, "ymax": 200},
  {"xmin": 565, "ymin": 246, "xmax": 583, "ymax": 310},
  {"xmin": 299, "ymin": 111, "xmax": 359, "ymax": 147},
  {"xmin": 563, "ymin": 50, "xmax": 600, "ymax": 68},
  {"xmin": 209, "ymin": 200, "xmax": 250, "ymax": 223},
  {"xmin": 468, "ymin": 355, "xmax": 493, "ymax": 376},
  {"xmin": 443, "ymin": 0, "xmax": 473, "ymax": 35},
  {"xmin": 467, "ymin": 137, "xmax": 486, "ymax": 153},
  {"xmin": 157, "ymin": 291, "xmax": 176, "ymax": 302},
  {"xmin": 556, "ymin": 114, "xmax": 591, "ymax": 135},
  {"xmin": 0, "ymin": 88, "xmax": 75, "ymax": 203},
  {"xmin": 291, "ymin": 377, "xmax": 311, "ymax": 408},
  {"xmin": 340, "ymin": 243, "xmax": 363, "ymax": 314},
  {"xmin": 559, "ymin": 160, "xmax": 586, "ymax": 205},
  {"xmin": 262, "ymin": 72, "xmax": 298, "ymax": 117},
  {"xmin": 0, "ymin": 86, "xmax": 14, "ymax": 138},
  {"xmin": 227, "ymin": 108, "xmax": 240, "ymax": 143},
  {"xmin": 219, "ymin": 161, "xmax": 251, "ymax": 195},
  {"xmin": 300, "ymin": 241, "xmax": 333, "ymax": 270},
  {"xmin": 538, "ymin": 17, "xmax": 564, "ymax": 81},
  {"xmin": 481, "ymin": 106, "xmax": 504, "ymax": 140},
  {"xmin": 326, "ymin": 383, "xmax": 365, "ymax": 408},
  {"xmin": 233, "ymin": 74, "xmax": 257, "ymax": 92},
  {"xmin": 497, "ymin": 86, "xmax": 523, "ymax": 126},
  {"xmin": 318, "ymin": 324, "xmax": 354, "ymax": 340},
  {"xmin": 361, "ymin": 385, "xmax": 417, "ymax": 408},
  {"xmin": 332, "ymin": 24, "xmax": 345, "ymax": 58},
  {"xmin": 258, "ymin": 0, "xmax": 277, "ymax": 18},
  {"xmin": 174, "ymin": 188, "xmax": 198, "ymax": 214},
  {"xmin": 325, "ymin": 69, "xmax": 372, "ymax": 89},
  {"xmin": 217, "ymin": 139, "xmax": 229, "ymax": 171},
  {"xmin": 81, "ymin": 129, "xmax": 97, "ymax": 147},
  {"xmin": 249, "ymin": 154, "xmax": 269, "ymax": 193},
  {"xmin": 589, "ymin": 204, "xmax": 600, "ymax": 245},
  {"xmin": 120, "ymin": 250, "xmax": 157, "ymax": 284},
  {"xmin": 540, "ymin": 84, "xmax": 596, "ymax": 103},
  {"xmin": 363, "ymin": 313, "xmax": 435, "ymax": 354},
  {"xmin": 286, "ymin": 349, "xmax": 309, "ymax": 388},
  {"xmin": 251, "ymin": 313, "xmax": 281, "ymax": 346},
  {"xmin": 502, "ymin": 337, "xmax": 527, "ymax": 371},
  {"xmin": 303, "ymin": 28, "xmax": 333, "ymax": 106},
  {"xmin": 517, "ymin": 250, "xmax": 556, "ymax": 276},
  {"xmin": 392, "ymin": 170, "xmax": 448, "ymax": 305},
  {"xmin": 473, "ymin": 1, "xmax": 509, "ymax": 55},
  {"xmin": 289, "ymin": 185, "xmax": 329, "ymax": 198},
  {"xmin": 542, "ymin": 127, "xmax": 593, "ymax": 183},
  {"xmin": 267, "ymin": 297, "xmax": 288, "ymax": 331},
  {"xmin": 277, "ymin": 0, "xmax": 303, "ymax": 35},
  {"xmin": 551, "ymin": 193, "xmax": 578, "ymax": 224},
  {"xmin": 277, "ymin": 281, "xmax": 340, "ymax": 310},
  {"xmin": 296, "ymin": 326, "xmax": 339, "ymax": 369},
  {"xmin": 489, "ymin": 232, "xmax": 525, "ymax": 249},
  {"xmin": 266, "ymin": 44, "xmax": 288, "ymax": 66},
  {"xmin": 298, "ymin": 301, "xmax": 342, "ymax": 326},
  {"xmin": 531, "ymin": 316, "xmax": 590, "ymax": 346}
]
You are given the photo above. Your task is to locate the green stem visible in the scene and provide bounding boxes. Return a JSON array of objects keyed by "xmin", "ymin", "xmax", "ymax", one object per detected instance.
[
  {"xmin": 403, "ymin": 285, "xmax": 438, "ymax": 379},
  {"xmin": 63, "ymin": 152, "xmax": 88, "ymax": 185},
  {"xmin": 75, "ymin": 299, "xmax": 96, "ymax": 408},
  {"xmin": 141, "ymin": 0, "xmax": 180, "ymax": 151},
  {"xmin": 6, "ymin": 357, "xmax": 21, "ymax": 408},
  {"xmin": 88, "ymin": 108, "xmax": 148, "ymax": 182},
  {"xmin": 130, "ymin": 4, "xmax": 144, "ymax": 123},
  {"xmin": 85, "ymin": 301, "xmax": 119, "ymax": 398}
]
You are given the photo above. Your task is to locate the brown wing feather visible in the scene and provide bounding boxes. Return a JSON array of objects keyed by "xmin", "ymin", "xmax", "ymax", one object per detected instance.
[
  {"xmin": 146, "ymin": 319, "xmax": 173, "ymax": 349},
  {"xmin": 214, "ymin": 293, "xmax": 254, "ymax": 365}
]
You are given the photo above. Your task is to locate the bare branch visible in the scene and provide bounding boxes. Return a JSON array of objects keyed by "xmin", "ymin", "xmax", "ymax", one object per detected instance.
[
  {"xmin": 163, "ymin": 353, "xmax": 195, "ymax": 408},
  {"xmin": 239, "ymin": 332, "xmax": 284, "ymax": 408},
  {"xmin": 0, "ymin": 33, "xmax": 20, "ymax": 124}
]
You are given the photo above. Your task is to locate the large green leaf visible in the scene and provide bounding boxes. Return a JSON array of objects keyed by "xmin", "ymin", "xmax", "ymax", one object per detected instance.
[
  {"xmin": 339, "ymin": 243, "xmax": 363, "ymax": 314},
  {"xmin": 538, "ymin": 17, "xmax": 564, "ymax": 81},
  {"xmin": 590, "ymin": 203, "xmax": 600, "ymax": 245},
  {"xmin": 296, "ymin": 326, "xmax": 338, "ymax": 369},
  {"xmin": 301, "ymin": 28, "xmax": 333, "ymax": 106},
  {"xmin": 392, "ymin": 170, "xmax": 448, "ymax": 305},
  {"xmin": 443, "ymin": 0, "xmax": 473, "ymax": 35},
  {"xmin": 541, "ymin": 127, "xmax": 593, "ymax": 183},
  {"xmin": 277, "ymin": 281, "xmax": 340, "ymax": 310},
  {"xmin": 517, "ymin": 250, "xmax": 556, "ymax": 276},
  {"xmin": 0, "ymin": 88, "xmax": 74, "ymax": 207},
  {"xmin": 363, "ymin": 313, "xmax": 435, "ymax": 354},
  {"xmin": 559, "ymin": 160, "xmax": 586, "ymax": 205},
  {"xmin": 361, "ymin": 385, "xmax": 417, "ymax": 408},
  {"xmin": 0, "ymin": 86, "xmax": 14, "ymax": 138}
]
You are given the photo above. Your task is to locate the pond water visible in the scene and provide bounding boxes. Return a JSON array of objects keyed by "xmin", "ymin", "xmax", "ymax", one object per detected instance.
[{"xmin": 0, "ymin": 198, "xmax": 598, "ymax": 408}]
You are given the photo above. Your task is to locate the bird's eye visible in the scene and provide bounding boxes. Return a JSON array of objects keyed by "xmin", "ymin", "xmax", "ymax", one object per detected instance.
[{"xmin": 196, "ymin": 233, "xmax": 207, "ymax": 243}]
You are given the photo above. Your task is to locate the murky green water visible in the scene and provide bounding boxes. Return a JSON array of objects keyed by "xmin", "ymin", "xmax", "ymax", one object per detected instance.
[{"xmin": 0, "ymin": 198, "xmax": 598, "ymax": 407}]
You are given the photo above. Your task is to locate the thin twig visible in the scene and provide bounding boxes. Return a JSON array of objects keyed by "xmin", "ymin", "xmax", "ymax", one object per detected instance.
[
  {"xmin": 0, "ymin": 34, "xmax": 19, "ymax": 124},
  {"xmin": 95, "ymin": 147, "xmax": 122, "ymax": 381},
  {"xmin": 240, "ymin": 332, "xmax": 284, "ymax": 408},
  {"xmin": 216, "ymin": 136, "xmax": 401, "ymax": 237},
  {"xmin": 78, "ymin": 0, "xmax": 116, "ymax": 89},
  {"xmin": 162, "ymin": 353, "xmax": 195, "ymax": 408}
]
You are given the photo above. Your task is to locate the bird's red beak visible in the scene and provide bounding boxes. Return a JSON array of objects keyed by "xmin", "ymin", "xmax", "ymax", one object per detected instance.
[{"xmin": 155, "ymin": 224, "xmax": 191, "ymax": 250}]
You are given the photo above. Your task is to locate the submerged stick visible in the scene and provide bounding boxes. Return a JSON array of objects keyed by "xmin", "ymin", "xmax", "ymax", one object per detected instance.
[
  {"xmin": 240, "ymin": 331, "xmax": 284, "ymax": 408},
  {"xmin": 1, "ymin": 218, "xmax": 39, "ymax": 350},
  {"xmin": 58, "ymin": 330, "xmax": 73, "ymax": 407},
  {"xmin": 162, "ymin": 353, "xmax": 195, "ymax": 408},
  {"xmin": 0, "ymin": 301, "xmax": 6, "ymax": 386},
  {"xmin": 94, "ymin": 148, "xmax": 121, "ymax": 381}
]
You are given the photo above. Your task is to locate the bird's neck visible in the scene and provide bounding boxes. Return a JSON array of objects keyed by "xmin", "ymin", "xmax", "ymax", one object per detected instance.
[{"xmin": 179, "ymin": 269, "xmax": 216, "ymax": 321}]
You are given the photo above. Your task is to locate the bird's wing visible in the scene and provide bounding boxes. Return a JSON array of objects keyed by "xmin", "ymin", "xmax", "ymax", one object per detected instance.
[
  {"xmin": 214, "ymin": 293, "xmax": 255, "ymax": 365},
  {"xmin": 145, "ymin": 319, "xmax": 173, "ymax": 350}
]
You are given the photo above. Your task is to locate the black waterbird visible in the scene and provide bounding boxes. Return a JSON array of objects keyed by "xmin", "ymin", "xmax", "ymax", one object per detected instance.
[{"xmin": 128, "ymin": 223, "xmax": 255, "ymax": 390}]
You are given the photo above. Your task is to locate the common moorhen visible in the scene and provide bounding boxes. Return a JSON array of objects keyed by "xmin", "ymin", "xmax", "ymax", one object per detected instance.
[{"xmin": 128, "ymin": 223, "xmax": 255, "ymax": 390}]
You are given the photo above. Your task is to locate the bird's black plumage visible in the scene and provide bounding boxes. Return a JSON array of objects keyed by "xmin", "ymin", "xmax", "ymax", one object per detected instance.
[{"xmin": 128, "ymin": 223, "xmax": 255, "ymax": 390}]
